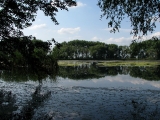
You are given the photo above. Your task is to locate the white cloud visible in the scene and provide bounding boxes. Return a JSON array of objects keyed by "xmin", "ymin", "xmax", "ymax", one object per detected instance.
[
  {"xmin": 104, "ymin": 28, "xmax": 131, "ymax": 32},
  {"xmin": 104, "ymin": 37, "xmax": 133, "ymax": 45},
  {"xmin": 91, "ymin": 36, "xmax": 133, "ymax": 45},
  {"xmin": 28, "ymin": 24, "xmax": 46, "ymax": 30},
  {"xmin": 92, "ymin": 36, "xmax": 98, "ymax": 41},
  {"xmin": 150, "ymin": 32, "xmax": 160, "ymax": 38},
  {"xmin": 68, "ymin": 36, "xmax": 81, "ymax": 40},
  {"xmin": 132, "ymin": 32, "xmax": 160, "ymax": 41},
  {"xmin": 57, "ymin": 27, "xmax": 80, "ymax": 34},
  {"xmin": 33, "ymin": 33, "xmax": 37, "ymax": 36},
  {"xmin": 70, "ymin": 1, "xmax": 86, "ymax": 8},
  {"xmin": 94, "ymin": 31, "xmax": 160, "ymax": 46},
  {"xmin": 92, "ymin": 36, "xmax": 102, "ymax": 41}
]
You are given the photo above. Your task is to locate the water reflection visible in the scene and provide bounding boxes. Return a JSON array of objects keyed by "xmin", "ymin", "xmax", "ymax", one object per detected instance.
[
  {"xmin": 0, "ymin": 90, "xmax": 17, "ymax": 119},
  {"xmin": 58, "ymin": 65, "xmax": 160, "ymax": 81},
  {"xmin": 0, "ymin": 81, "xmax": 51, "ymax": 119},
  {"xmin": 0, "ymin": 65, "xmax": 160, "ymax": 119},
  {"xmin": 33, "ymin": 87, "xmax": 160, "ymax": 120},
  {"xmin": 0, "ymin": 65, "xmax": 160, "ymax": 90},
  {"xmin": 0, "ymin": 67, "xmax": 57, "ymax": 82},
  {"xmin": 56, "ymin": 65, "xmax": 160, "ymax": 89},
  {"xmin": 1, "ymin": 85, "xmax": 160, "ymax": 120},
  {"xmin": 1, "ymin": 65, "xmax": 160, "ymax": 82},
  {"xmin": 1, "ymin": 65, "xmax": 160, "ymax": 90}
]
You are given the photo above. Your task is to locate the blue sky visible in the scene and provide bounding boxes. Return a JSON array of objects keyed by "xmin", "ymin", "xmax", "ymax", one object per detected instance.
[{"xmin": 23, "ymin": 0, "xmax": 160, "ymax": 46}]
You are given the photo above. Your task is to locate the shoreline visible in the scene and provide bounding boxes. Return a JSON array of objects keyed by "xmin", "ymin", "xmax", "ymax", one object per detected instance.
[{"xmin": 58, "ymin": 60, "xmax": 160, "ymax": 67}]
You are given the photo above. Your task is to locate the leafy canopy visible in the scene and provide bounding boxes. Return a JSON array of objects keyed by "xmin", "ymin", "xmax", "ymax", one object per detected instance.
[
  {"xmin": 98, "ymin": 0, "xmax": 160, "ymax": 37},
  {"xmin": 0, "ymin": 0, "xmax": 76, "ymax": 40}
]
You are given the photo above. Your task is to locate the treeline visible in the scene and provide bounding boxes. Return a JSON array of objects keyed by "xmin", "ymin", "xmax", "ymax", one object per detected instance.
[
  {"xmin": 0, "ymin": 36, "xmax": 58, "ymax": 70},
  {"xmin": 1, "ymin": 37, "xmax": 160, "ymax": 69},
  {"xmin": 52, "ymin": 38, "xmax": 160, "ymax": 60}
]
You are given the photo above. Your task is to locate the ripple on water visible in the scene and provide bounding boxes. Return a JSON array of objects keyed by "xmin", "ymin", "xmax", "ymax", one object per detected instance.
[
  {"xmin": 32, "ymin": 86, "xmax": 160, "ymax": 120},
  {"xmin": 0, "ymin": 80, "xmax": 160, "ymax": 120}
]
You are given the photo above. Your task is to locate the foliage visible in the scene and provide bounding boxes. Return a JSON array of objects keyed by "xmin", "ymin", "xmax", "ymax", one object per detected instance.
[
  {"xmin": 107, "ymin": 44, "xmax": 119, "ymax": 59},
  {"xmin": 118, "ymin": 45, "xmax": 130, "ymax": 59},
  {"xmin": 98, "ymin": 0, "xmax": 160, "ymax": 36},
  {"xmin": 53, "ymin": 40, "xmax": 118, "ymax": 60},
  {"xmin": 0, "ymin": 0, "xmax": 76, "ymax": 40},
  {"xmin": 53, "ymin": 38, "xmax": 160, "ymax": 60},
  {"xmin": 0, "ymin": 0, "xmax": 76, "ymax": 70},
  {"xmin": 129, "ymin": 38, "xmax": 160, "ymax": 59},
  {"xmin": 0, "ymin": 37, "xmax": 58, "ymax": 70}
]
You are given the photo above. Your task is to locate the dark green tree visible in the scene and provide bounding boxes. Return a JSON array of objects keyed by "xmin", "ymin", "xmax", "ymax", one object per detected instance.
[
  {"xmin": 89, "ymin": 44, "xmax": 107, "ymax": 59},
  {"xmin": 0, "ymin": 0, "xmax": 76, "ymax": 40},
  {"xmin": 129, "ymin": 41, "xmax": 140, "ymax": 59},
  {"xmin": 107, "ymin": 44, "xmax": 119, "ymax": 59},
  {"xmin": 98, "ymin": 0, "xmax": 160, "ymax": 37}
]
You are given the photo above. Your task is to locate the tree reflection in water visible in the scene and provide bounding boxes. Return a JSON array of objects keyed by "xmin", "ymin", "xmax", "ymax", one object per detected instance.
[
  {"xmin": 0, "ymin": 64, "xmax": 160, "ymax": 119},
  {"xmin": 0, "ymin": 65, "xmax": 160, "ymax": 82},
  {"xmin": 58, "ymin": 65, "xmax": 160, "ymax": 81},
  {"xmin": 0, "ymin": 82, "xmax": 51, "ymax": 119},
  {"xmin": 0, "ymin": 68, "xmax": 53, "ymax": 120},
  {"xmin": 0, "ymin": 90, "xmax": 17, "ymax": 119}
]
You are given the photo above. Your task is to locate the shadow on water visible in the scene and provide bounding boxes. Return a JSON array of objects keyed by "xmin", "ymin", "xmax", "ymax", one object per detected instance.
[
  {"xmin": 1, "ymin": 87, "xmax": 160, "ymax": 120},
  {"xmin": 0, "ymin": 64, "xmax": 160, "ymax": 119},
  {"xmin": 0, "ymin": 67, "xmax": 56, "ymax": 120},
  {"xmin": 0, "ymin": 90, "xmax": 17, "ymax": 119},
  {"xmin": 0, "ymin": 85, "xmax": 51, "ymax": 120},
  {"xmin": 0, "ymin": 66, "xmax": 58, "ymax": 82}
]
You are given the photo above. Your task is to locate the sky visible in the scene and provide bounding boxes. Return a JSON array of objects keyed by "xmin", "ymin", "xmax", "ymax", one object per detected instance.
[{"xmin": 23, "ymin": 0, "xmax": 160, "ymax": 46}]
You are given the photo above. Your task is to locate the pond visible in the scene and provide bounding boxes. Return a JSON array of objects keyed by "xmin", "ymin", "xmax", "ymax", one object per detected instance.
[{"xmin": 0, "ymin": 64, "xmax": 160, "ymax": 119}]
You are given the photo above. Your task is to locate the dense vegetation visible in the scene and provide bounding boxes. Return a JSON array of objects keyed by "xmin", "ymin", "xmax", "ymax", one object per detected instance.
[
  {"xmin": 0, "ymin": 0, "xmax": 76, "ymax": 70},
  {"xmin": 0, "ymin": 37, "xmax": 58, "ymax": 71},
  {"xmin": 1, "ymin": 37, "xmax": 160, "ymax": 69},
  {"xmin": 53, "ymin": 38, "xmax": 160, "ymax": 60}
]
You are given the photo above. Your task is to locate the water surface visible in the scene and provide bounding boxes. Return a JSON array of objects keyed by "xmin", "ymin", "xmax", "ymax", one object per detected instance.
[{"xmin": 0, "ymin": 65, "xmax": 160, "ymax": 119}]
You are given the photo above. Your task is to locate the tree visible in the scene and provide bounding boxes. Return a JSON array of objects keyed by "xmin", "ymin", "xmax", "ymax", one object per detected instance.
[
  {"xmin": 98, "ymin": 0, "xmax": 160, "ymax": 37},
  {"xmin": 89, "ymin": 44, "xmax": 107, "ymax": 59},
  {"xmin": 0, "ymin": 0, "xmax": 76, "ymax": 40},
  {"xmin": 128, "ymin": 41, "xmax": 138, "ymax": 59},
  {"xmin": 107, "ymin": 44, "xmax": 118, "ymax": 59},
  {"xmin": 118, "ymin": 45, "xmax": 130, "ymax": 59}
]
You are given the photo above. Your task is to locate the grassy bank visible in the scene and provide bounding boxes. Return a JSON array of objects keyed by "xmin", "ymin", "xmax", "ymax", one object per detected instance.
[
  {"xmin": 58, "ymin": 60, "xmax": 91, "ymax": 66},
  {"xmin": 58, "ymin": 60, "xmax": 160, "ymax": 67}
]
